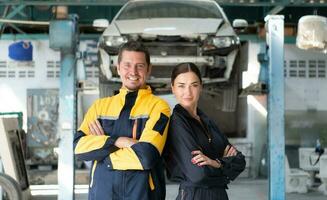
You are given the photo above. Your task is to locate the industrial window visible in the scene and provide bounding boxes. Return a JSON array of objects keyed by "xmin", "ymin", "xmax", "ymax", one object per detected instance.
[
  {"xmin": 0, "ymin": 71, "xmax": 6, "ymax": 78},
  {"xmin": 318, "ymin": 60, "xmax": 326, "ymax": 78},
  {"xmin": 19, "ymin": 71, "xmax": 26, "ymax": 78},
  {"xmin": 0, "ymin": 60, "xmax": 35, "ymax": 79},
  {"xmin": 287, "ymin": 59, "xmax": 327, "ymax": 78},
  {"xmin": 0, "ymin": 61, "xmax": 6, "ymax": 78},
  {"xmin": 308, "ymin": 60, "xmax": 317, "ymax": 78},
  {"xmin": 85, "ymin": 64, "xmax": 99, "ymax": 79},
  {"xmin": 28, "ymin": 70, "xmax": 35, "ymax": 78},
  {"xmin": 298, "ymin": 60, "xmax": 306, "ymax": 78},
  {"xmin": 0, "ymin": 61, "xmax": 6, "ymax": 68},
  {"xmin": 47, "ymin": 61, "xmax": 60, "ymax": 79},
  {"xmin": 8, "ymin": 71, "xmax": 15, "ymax": 78},
  {"xmin": 284, "ymin": 60, "xmax": 287, "ymax": 77},
  {"xmin": 289, "ymin": 60, "xmax": 297, "ymax": 77},
  {"xmin": 306, "ymin": 60, "xmax": 326, "ymax": 78},
  {"xmin": 289, "ymin": 60, "xmax": 297, "ymax": 68},
  {"xmin": 86, "ymin": 70, "xmax": 93, "ymax": 78},
  {"xmin": 47, "ymin": 71, "xmax": 54, "ymax": 78},
  {"xmin": 94, "ymin": 70, "xmax": 99, "ymax": 78}
]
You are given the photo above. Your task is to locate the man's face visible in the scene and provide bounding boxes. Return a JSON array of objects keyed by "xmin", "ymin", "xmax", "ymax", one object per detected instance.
[{"xmin": 117, "ymin": 50, "xmax": 151, "ymax": 91}]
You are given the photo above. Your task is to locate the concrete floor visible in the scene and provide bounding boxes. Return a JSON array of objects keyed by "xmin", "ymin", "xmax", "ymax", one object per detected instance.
[{"xmin": 30, "ymin": 178, "xmax": 327, "ymax": 200}]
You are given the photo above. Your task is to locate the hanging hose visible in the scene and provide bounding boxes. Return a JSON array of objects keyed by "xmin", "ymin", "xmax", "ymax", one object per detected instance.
[{"xmin": 0, "ymin": 173, "xmax": 22, "ymax": 200}]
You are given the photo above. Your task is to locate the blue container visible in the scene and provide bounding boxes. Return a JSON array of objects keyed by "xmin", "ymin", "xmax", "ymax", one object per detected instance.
[{"xmin": 8, "ymin": 41, "xmax": 33, "ymax": 61}]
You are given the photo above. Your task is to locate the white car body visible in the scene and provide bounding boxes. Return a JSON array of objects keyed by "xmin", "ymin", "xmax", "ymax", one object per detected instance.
[{"xmin": 98, "ymin": 0, "xmax": 242, "ymax": 86}]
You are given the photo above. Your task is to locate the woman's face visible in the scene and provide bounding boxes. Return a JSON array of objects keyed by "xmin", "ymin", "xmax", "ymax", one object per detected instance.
[{"xmin": 171, "ymin": 71, "xmax": 202, "ymax": 110}]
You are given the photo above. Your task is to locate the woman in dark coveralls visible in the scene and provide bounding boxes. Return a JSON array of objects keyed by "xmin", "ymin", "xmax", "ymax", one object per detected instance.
[{"xmin": 165, "ymin": 62, "xmax": 246, "ymax": 200}]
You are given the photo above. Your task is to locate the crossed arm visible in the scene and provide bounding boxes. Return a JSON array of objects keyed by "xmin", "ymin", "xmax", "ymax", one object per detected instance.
[
  {"xmin": 165, "ymin": 116, "xmax": 245, "ymax": 185},
  {"xmin": 88, "ymin": 120, "xmax": 137, "ymax": 148},
  {"xmin": 191, "ymin": 145, "xmax": 237, "ymax": 168},
  {"xmin": 74, "ymin": 99, "xmax": 170, "ymax": 170},
  {"xmin": 87, "ymin": 119, "xmax": 237, "ymax": 169}
]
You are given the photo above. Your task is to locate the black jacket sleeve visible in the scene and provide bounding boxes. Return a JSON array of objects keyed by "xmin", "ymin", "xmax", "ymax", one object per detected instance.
[
  {"xmin": 165, "ymin": 115, "xmax": 229, "ymax": 187},
  {"xmin": 209, "ymin": 120, "xmax": 246, "ymax": 181},
  {"xmin": 219, "ymin": 152, "xmax": 246, "ymax": 181}
]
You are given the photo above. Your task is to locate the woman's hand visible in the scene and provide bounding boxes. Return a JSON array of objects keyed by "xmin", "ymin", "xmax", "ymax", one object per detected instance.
[
  {"xmin": 223, "ymin": 145, "xmax": 237, "ymax": 157},
  {"xmin": 191, "ymin": 150, "xmax": 221, "ymax": 168}
]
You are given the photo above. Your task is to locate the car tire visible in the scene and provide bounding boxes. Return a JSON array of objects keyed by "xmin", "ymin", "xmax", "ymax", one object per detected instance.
[
  {"xmin": 221, "ymin": 50, "xmax": 242, "ymax": 112},
  {"xmin": 222, "ymin": 82, "xmax": 238, "ymax": 112},
  {"xmin": 0, "ymin": 173, "xmax": 22, "ymax": 200}
]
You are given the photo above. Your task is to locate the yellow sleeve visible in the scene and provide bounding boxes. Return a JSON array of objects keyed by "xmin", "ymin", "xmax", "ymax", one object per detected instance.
[
  {"xmin": 109, "ymin": 99, "xmax": 170, "ymax": 170},
  {"xmin": 74, "ymin": 99, "xmax": 118, "ymax": 161}
]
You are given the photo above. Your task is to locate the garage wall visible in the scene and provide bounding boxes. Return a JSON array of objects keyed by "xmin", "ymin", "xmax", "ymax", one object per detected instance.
[
  {"xmin": 0, "ymin": 39, "xmax": 99, "ymax": 130},
  {"xmin": 0, "ymin": 40, "xmax": 59, "ymax": 130},
  {"xmin": 284, "ymin": 45, "xmax": 327, "ymax": 148},
  {"xmin": 242, "ymin": 42, "xmax": 327, "ymax": 176}
]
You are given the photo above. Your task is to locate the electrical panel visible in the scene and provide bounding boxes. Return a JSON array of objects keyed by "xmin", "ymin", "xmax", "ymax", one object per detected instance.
[{"xmin": 27, "ymin": 89, "xmax": 59, "ymax": 164}]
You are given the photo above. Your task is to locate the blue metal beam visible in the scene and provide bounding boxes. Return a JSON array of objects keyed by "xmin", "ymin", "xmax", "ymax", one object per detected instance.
[
  {"xmin": 1, "ymin": 4, "xmax": 25, "ymax": 19},
  {"xmin": 0, "ymin": 4, "xmax": 25, "ymax": 28},
  {"xmin": 265, "ymin": 15, "xmax": 285, "ymax": 200},
  {"xmin": 0, "ymin": 33, "xmax": 100, "ymax": 40},
  {"xmin": 217, "ymin": 1, "xmax": 327, "ymax": 6},
  {"xmin": 57, "ymin": 51, "xmax": 76, "ymax": 200},
  {"xmin": 267, "ymin": 6, "xmax": 285, "ymax": 15},
  {"xmin": 7, "ymin": 23, "xmax": 25, "ymax": 34},
  {"xmin": 12, "ymin": 5, "xmax": 27, "ymax": 18},
  {"xmin": 1, "ymin": 0, "xmax": 327, "ymax": 6},
  {"xmin": 0, "ymin": 0, "xmax": 128, "ymax": 6}
]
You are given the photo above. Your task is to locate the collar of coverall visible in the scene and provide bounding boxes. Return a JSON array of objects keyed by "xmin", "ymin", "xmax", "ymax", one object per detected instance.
[{"xmin": 119, "ymin": 85, "xmax": 152, "ymax": 99}]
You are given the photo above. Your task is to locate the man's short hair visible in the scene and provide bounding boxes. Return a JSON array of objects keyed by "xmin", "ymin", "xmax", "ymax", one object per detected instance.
[{"xmin": 117, "ymin": 41, "xmax": 150, "ymax": 66}]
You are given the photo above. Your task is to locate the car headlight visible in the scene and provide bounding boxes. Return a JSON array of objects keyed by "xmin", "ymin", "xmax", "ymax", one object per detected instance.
[
  {"xmin": 104, "ymin": 36, "xmax": 128, "ymax": 47},
  {"xmin": 204, "ymin": 36, "xmax": 240, "ymax": 50}
]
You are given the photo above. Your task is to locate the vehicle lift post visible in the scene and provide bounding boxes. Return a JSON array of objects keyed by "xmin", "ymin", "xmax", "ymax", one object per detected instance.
[
  {"xmin": 49, "ymin": 14, "xmax": 78, "ymax": 200},
  {"xmin": 262, "ymin": 15, "xmax": 285, "ymax": 200}
]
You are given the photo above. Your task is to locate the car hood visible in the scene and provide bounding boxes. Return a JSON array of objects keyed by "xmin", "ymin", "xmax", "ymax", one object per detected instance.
[{"xmin": 113, "ymin": 18, "xmax": 223, "ymax": 36}]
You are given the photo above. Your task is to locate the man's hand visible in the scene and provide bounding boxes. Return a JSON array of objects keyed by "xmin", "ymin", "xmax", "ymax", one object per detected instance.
[
  {"xmin": 114, "ymin": 137, "xmax": 137, "ymax": 148},
  {"xmin": 223, "ymin": 145, "xmax": 237, "ymax": 157},
  {"xmin": 88, "ymin": 120, "xmax": 105, "ymax": 135},
  {"xmin": 191, "ymin": 150, "xmax": 221, "ymax": 168},
  {"xmin": 88, "ymin": 120, "xmax": 137, "ymax": 148}
]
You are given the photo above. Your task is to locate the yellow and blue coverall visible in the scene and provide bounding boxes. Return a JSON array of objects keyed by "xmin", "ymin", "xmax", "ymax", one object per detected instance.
[{"xmin": 74, "ymin": 86, "xmax": 170, "ymax": 200}]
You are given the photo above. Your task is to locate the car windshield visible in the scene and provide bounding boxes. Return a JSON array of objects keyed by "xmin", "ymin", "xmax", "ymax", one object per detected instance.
[{"xmin": 116, "ymin": 1, "xmax": 223, "ymax": 20}]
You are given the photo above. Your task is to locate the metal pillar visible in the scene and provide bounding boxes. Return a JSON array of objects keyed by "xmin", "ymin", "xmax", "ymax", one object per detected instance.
[
  {"xmin": 49, "ymin": 15, "xmax": 78, "ymax": 200},
  {"xmin": 58, "ymin": 52, "xmax": 76, "ymax": 200},
  {"xmin": 264, "ymin": 15, "xmax": 285, "ymax": 200}
]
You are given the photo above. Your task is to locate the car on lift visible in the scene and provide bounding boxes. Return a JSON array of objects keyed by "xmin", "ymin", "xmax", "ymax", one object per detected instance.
[{"xmin": 95, "ymin": 0, "xmax": 247, "ymax": 113}]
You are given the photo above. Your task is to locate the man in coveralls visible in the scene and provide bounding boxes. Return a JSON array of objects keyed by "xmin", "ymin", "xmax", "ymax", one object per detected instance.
[{"xmin": 74, "ymin": 40, "xmax": 170, "ymax": 200}]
